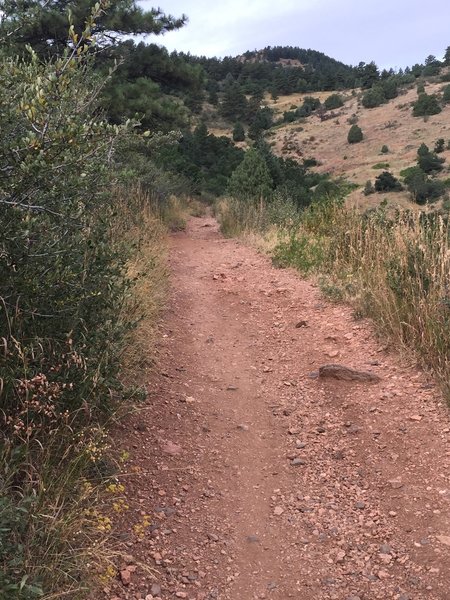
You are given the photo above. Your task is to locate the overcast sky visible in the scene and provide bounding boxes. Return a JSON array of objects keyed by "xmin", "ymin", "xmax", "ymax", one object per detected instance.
[{"xmin": 140, "ymin": 0, "xmax": 450, "ymax": 68}]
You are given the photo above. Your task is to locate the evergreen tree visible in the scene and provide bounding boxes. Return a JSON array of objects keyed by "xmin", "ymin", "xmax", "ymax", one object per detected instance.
[
  {"xmin": 434, "ymin": 138, "xmax": 445, "ymax": 153},
  {"xmin": 1, "ymin": 0, "xmax": 186, "ymax": 54},
  {"xmin": 358, "ymin": 61, "xmax": 380, "ymax": 89},
  {"xmin": 220, "ymin": 77, "xmax": 248, "ymax": 120},
  {"xmin": 233, "ymin": 122, "xmax": 245, "ymax": 142},
  {"xmin": 417, "ymin": 143, "xmax": 445, "ymax": 173},
  {"xmin": 413, "ymin": 93, "xmax": 442, "ymax": 117},
  {"xmin": 348, "ymin": 124, "xmax": 363, "ymax": 144},
  {"xmin": 423, "ymin": 55, "xmax": 441, "ymax": 76},
  {"xmin": 228, "ymin": 148, "xmax": 273, "ymax": 201}
]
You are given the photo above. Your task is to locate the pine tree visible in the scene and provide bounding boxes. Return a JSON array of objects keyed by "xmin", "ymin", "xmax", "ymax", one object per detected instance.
[
  {"xmin": 1, "ymin": 0, "xmax": 186, "ymax": 54},
  {"xmin": 228, "ymin": 148, "xmax": 273, "ymax": 201},
  {"xmin": 348, "ymin": 124, "xmax": 363, "ymax": 144},
  {"xmin": 233, "ymin": 122, "xmax": 245, "ymax": 142}
]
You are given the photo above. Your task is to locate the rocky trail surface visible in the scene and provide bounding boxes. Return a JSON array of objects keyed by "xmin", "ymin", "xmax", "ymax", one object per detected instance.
[{"xmin": 107, "ymin": 216, "xmax": 450, "ymax": 600}]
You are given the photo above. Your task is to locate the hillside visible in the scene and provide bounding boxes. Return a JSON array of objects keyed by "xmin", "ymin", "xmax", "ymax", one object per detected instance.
[
  {"xmin": 204, "ymin": 77, "xmax": 450, "ymax": 211},
  {"xmin": 268, "ymin": 82, "xmax": 450, "ymax": 209}
]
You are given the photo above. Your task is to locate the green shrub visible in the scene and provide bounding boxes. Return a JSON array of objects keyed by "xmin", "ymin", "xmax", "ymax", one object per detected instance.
[
  {"xmin": 283, "ymin": 110, "xmax": 297, "ymax": 122},
  {"xmin": 417, "ymin": 143, "xmax": 445, "ymax": 173},
  {"xmin": 362, "ymin": 86, "xmax": 386, "ymax": 108},
  {"xmin": 233, "ymin": 121, "xmax": 245, "ymax": 142},
  {"xmin": 363, "ymin": 180, "xmax": 375, "ymax": 195},
  {"xmin": 0, "ymin": 16, "xmax": 167, "ymax": 597},
  {"xmin": 434, "ymin": 138, "xmax": 445, "ymax": 153},
  {"xmin": 372, "ymin": 162, "xmax": 390, "ymax": 169},
  {"xmin": 348, "ymin": 124, "xmax": 363, "ymax": 144},
  {"xmin": 374, "ymin": 171, "xmax": 402, "ymax": 192},
  {"xmin": 380, "ymin": 145, "xmax": 389, "ymax": 154},
  {"xmin": 403, "ymin": 166, "xmax": 445, "ymax": 203},
  {"xmin": 324, "ymin": 93, "xmax": 344, "ymax": 110},
  {"xmin": 413, "ymin": 93, "xmax": 442, "ymax": 117}
]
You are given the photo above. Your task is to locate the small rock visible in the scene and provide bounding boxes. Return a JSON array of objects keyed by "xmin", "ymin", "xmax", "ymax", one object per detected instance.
[
  {"xmin": 295, "ymin": 320, "xmax": 308, "ymax": 328},
  {"xmin": 409, "ymin": 414, "xmax": 423, "ymax": 422},
  {"xmin": 120, "ymin": 566, "xmax": 134, "ymax": 586},
  {"xmin": 226, "ymin": 385, "xmax": 238, "ymax": 391},
  {"xmin": 388, "ymin": 479, "xmax": 404, "ymax": 489},
  {"xmin": 319, "ymin": 364, "xmax": 381, "ymax": 383},
  {"xmin": 150, "ymin": 584, "xmax": 161, "ymax": 596},
  {"xmin": 291, "ymin": 458, "xmax": 306, "ymax": 466},
  {"xmin": 273, "ymin": 506, "xmax": 284, "ymax": 516},
  {"xmin": 355, "ymin": 501, "xmax": 366, "ymax": 510},
  {"xmin": 237, "ymin": 424, "xmax": 249, "ymax": 431},
  {"xmin": 377, "ymin": 569, "xmax": 389, "ymax": 579}
]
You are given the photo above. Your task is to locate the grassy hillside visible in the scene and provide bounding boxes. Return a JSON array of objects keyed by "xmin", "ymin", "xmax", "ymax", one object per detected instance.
[
  {"xmin": 267, "ymin": 82, "xmax": 450, "ymax": 209},
  {"xmin": 206, "ymin": 79, "xmax": 450, "ymax": 210}
]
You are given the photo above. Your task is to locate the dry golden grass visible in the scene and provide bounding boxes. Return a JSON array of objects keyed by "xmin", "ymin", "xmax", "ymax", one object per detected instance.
[
  {"xmin": 218, "ymin": 197, "xmax": 450, "ymax": 398},
  {"xmin": 116, "ymin": 186, "xmax": 169, "ymax": 380}
]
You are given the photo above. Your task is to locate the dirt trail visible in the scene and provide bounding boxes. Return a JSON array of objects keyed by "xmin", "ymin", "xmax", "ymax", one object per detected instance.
[{"xmin": 109, "ymin": 216, "xmax": 450, "ymax": 600}]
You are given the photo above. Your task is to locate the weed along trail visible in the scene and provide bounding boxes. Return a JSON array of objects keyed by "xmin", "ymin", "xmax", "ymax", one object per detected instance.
[{"xmin": 110, "ymin": 215, "xmax": 450, "ymax": 600}]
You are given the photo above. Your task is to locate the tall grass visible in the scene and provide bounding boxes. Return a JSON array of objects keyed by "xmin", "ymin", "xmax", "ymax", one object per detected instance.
[
  {"xmin": 218, "ymin": 197, "xmax": 450, "ymax": 396},
  {"xmin": 0, "ymin": 186, "xmax": 168, "ymax": 598}
]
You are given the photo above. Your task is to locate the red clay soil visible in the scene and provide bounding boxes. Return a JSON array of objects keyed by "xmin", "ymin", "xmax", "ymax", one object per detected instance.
[{"xmin": 106, "ymin": 216, "xmax": 450, "ymax": 600}]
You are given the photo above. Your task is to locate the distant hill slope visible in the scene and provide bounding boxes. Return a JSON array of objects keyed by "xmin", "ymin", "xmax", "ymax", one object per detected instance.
[
  {"xmin": 182, "ymin": 45, "xmax": 359, "ymax": 94},
  {"xmin": 265, "ymin": 81, "xmax": 450, "ymax": 209},
  {"xmin": 206, "ymin": 78, "xmax": 450, "ymax": 211}
]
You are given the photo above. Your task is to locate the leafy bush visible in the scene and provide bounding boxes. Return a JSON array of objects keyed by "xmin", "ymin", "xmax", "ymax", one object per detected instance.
[
  {"xmin": 348, "ymin": 124, "xmax": 363, "ymax": 144},
  {"xmin": 283, "ymin": 110, "xmax": 297, "ymax": 122},
  {"xmin": 324, "ymin": 93, "xmax": 344, "ymax": 110},
  {"xmin": 413, "ymin": 93, "xmax": 442, "ymax": 117},
  {"xmin": 0, "ymin": 13, "xmax": 167, "ymax": 597},
  {"xmin": 362, "ymin": 85, "xmax": 385, "ymax": 108},
  {"xmin": 296, "ymin": 96, "xmax": 321, "ymax": 117},
  {"xmin": 434, "ymin": 138, "xmax": 445, "ymax": 153},
  {"xmin": 403, "ymin": 166, "xmax": 445, "ymax": 204},
  {"xmin": 417, "ymin": 143, "xmax": 445, "ymax": 173},
  {"xmin": 364, "ymin": 180, "xmax": 375, "ymax": 195},
  {"xmin": 374, "ymin": 171, "xmax": 402, "ymax": 192}
]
